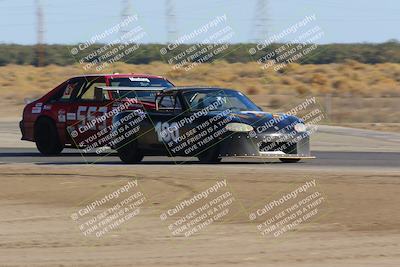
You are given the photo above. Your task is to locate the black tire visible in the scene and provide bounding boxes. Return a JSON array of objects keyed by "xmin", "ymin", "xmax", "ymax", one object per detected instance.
[
  {"xmin": 197, "ymin": 145, "xmax": 222, "ymax": 163},
  {"xmin": 34, "ymin": 117, "xmax": 64, "ymax": 155},
  {"xmin": 117, "ymin": 140, "xmax": 144, "ymax": 164},
  {"xmin": 279, "ymin": 158, "xmax": 301, "ymax": 163}
]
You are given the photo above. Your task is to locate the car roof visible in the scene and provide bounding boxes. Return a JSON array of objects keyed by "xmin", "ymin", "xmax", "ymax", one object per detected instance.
[
  {"xmin": 96, "ymin": 86, "xmax": 167, "ymax": 91},
  {"xmin": 161, "ymin": 86, "xmax": 236, "ymax": 93},
  {"xmin": 70, "ymin": 73, "xmax": 167, "ymax": 79}
]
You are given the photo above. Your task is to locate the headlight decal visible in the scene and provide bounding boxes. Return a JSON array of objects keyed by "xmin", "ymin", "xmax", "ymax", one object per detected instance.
[
  {"xmin": 294, "ymin": 123, "xmax": 307, "ymax": 133},
  {"xmin": 225, "ymin": 122, "xmax": 254, "ymax": 132}
]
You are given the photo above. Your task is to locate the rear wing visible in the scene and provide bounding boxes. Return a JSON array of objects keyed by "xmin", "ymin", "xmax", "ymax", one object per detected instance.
[{"xmin": 94, "ymin": 86, "xmax": 165, "ymax": 101}]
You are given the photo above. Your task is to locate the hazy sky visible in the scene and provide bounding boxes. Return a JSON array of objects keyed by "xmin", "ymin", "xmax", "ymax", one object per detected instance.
[{"xmin": 0, "ymin": 0, "xmax": 399, "ymax": 44}]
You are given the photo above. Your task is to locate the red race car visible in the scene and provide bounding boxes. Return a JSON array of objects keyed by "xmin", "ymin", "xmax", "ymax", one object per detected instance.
[{"xmin": 20, "ymin": 73, "xmax": 174, "ymax": 155}]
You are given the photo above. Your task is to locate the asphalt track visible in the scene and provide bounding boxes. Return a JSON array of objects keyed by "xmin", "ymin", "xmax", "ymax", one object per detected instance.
[{"xmin": 0, "ymin": 147, "xmax": 399, "ymax": 168}]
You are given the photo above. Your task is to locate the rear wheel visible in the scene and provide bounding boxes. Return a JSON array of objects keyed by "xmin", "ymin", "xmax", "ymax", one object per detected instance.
[
  {"xmin": 34, "ymin": 117, "xmax": 64, "ymax": 155},
  {"xmin": 117, "ymin": 140, "xmax": 144, "ymax": 164},
  {"xmin": 197, "ymin": 145, "xmax": 221, "ymax": 163},
  {"xmin": 279, "ymin": 158, "xmax": 301, "ymax": 163}
]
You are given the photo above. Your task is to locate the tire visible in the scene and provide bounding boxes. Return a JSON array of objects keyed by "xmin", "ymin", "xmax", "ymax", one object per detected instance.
[
  {"xmin": 279, "ymin": 158, "xmax": 301, "ymax": 163},
  {"xmin": 117, "ymin": 140, "xmax": 144, "ymax": 164},
  {"xmin": 34, "ymin": 117, "xmax": 64, "ymax": 155},
  {"xmin": 197, "ymin": 145, "xmax": 222, "ymax": 163}
]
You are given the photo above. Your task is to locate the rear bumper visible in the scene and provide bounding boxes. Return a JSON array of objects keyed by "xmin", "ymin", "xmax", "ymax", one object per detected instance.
[
  {"xmin": 20, "ymin": 120, "xmax": 35, "ymax": 141},
  {"xmin": 19, "ymin": 120, "xmax": 26, "ymax": 140}
]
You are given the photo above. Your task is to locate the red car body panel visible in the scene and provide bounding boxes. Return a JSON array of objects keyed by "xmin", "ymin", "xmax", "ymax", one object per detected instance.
[{"xmin": 21, "ymin": 74, "xmax": 172, "ymax": 147}]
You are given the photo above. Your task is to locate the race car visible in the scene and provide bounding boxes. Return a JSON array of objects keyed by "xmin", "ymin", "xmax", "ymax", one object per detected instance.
[
  {"xmin": 20, "ymin": 73, "xmax": 174, "ymax": 155},
  {"xmin": 110, "ymin": 87, "xmax": 315, "ymax": 163}
]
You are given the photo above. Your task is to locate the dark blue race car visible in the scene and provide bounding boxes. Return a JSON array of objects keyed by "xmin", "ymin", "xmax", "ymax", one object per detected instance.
[{"xmin": 109, "ymin": 87, "xmax": 314, "ymax": 164}]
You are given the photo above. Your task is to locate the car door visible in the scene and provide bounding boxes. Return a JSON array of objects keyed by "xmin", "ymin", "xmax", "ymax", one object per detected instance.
[
  {"xmin": 65, "ymin": 77, "xmax": 112, "ymax": 151},
  {"xmin": 139, "ymin": 93, "xmax": 182, "ymax": 155},
  {"xmin": 41, "ymin": 78, "xmax": 86, "ymax": 146}
]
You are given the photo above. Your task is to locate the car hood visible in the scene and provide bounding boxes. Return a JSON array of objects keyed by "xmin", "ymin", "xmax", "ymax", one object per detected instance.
[{"xmin": 210, "ymin": 110, "xmax": 301, "ymax": 132}]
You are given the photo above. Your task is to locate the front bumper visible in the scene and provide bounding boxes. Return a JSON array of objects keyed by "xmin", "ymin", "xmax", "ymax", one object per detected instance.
[{"xmin": 217, "ymin": 131, "xmax": 314, "ymax": 159}]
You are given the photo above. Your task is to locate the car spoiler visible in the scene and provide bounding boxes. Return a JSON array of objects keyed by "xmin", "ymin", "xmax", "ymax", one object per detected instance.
[{"xmin": 94, "ymin": 86, "xmax": 166, "ymax": 101}]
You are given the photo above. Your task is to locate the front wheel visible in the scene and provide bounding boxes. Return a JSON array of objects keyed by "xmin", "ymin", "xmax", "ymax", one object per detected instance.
[
  {"xmin": 117, "ymin": 140, "xmax": 144, "ymax": 164},
  {"xmin": 34, "ymin": 117, "xmax": 64, "ymax": 155},
  {"xmin": 279, "ymin": 158, "xmax": 301, "ymax": 163}
]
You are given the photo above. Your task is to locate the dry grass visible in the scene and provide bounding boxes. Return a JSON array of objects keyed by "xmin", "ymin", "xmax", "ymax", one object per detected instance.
[
  {"xmin": 1, "ymin": 61, "xmax": 400, "ymax": 102},
  {"xmin": 1, "ymin": 62, "xmax": 400, "ymax": 127}
]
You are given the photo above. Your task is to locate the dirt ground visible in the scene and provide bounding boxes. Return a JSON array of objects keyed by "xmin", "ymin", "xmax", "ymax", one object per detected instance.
[
  {"xmin": 0, "ymin": 163, "xmax": 399, "ymax": 267},
  {"xmin": 1, "ymin": 95, "xmax": 400, "ymax": 266}
]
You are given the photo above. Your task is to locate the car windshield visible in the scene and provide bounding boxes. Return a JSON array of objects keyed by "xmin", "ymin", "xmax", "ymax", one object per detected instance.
[
  {"xmin": 119, "ymin": 90, "xmax": 159, "ymax": 102},
  {"xmin": 182, "ymin": 89, "xmax": 261, "ymax": 112},
  {"xmin": 106, "ymin": 89, "xmax": 160, "ymax": 103},
  {"xmin": 110, "ymin": 77, "xmax": 173, "ymax": 88}
]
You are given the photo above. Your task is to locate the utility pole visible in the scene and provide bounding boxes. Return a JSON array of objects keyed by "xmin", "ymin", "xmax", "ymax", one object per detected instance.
[
  {"xmin": 36, "ymin": 0, "xmax": 45, "ymax": 66},
  {"xmin": 166, "ymin": 0, "xmax": 177, "ymax": 43},
  {"xmin": 253, "ymin": 0, "xmax": 269, "ymax": 43},
  {"xmin": 121, "ymin": 0, "xmax": 132, "ymax": 39}
]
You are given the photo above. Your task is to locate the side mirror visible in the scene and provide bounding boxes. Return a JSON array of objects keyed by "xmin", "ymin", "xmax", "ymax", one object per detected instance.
[
  {"xmin": 156, "ymin": 99, "xmax": 160, "ymax": 111},
  {"xmin": 155, "ymin": 94, "xmax": 162, "ymax": 111}
]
